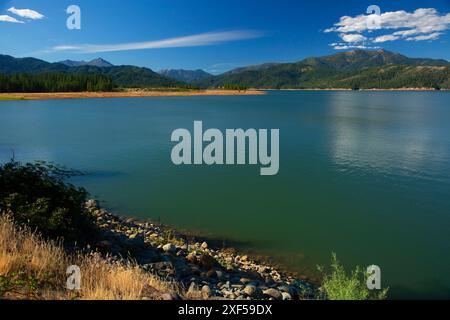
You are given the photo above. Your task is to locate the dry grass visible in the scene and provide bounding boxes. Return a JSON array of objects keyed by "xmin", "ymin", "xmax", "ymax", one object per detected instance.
[{"xmin": 0, "ymin": 214, "xmax": 183, "ymax": 300}]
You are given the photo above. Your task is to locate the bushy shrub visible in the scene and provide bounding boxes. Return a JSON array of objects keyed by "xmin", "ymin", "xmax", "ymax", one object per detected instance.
[
  {"xmin": 318, "ymin": 253, "xmax": 388, "ymax": 300},
  {"xmin": 0, "ymin": 160, "xmax": 96, "ymax": 243}
]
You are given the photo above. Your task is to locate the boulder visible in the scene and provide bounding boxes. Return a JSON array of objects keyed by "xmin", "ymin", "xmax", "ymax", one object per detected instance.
[
  {"xmin": 281, "ymin": 292, "xmax": 293, "ymax": 300},
  {"xmin": 162, "ymin": 243, "xmax": 175, "ymax": 253},
  {"xmin": 263, "ymin": 288, "xmax": 282, "ymax": 300},
  {"xmin": 243, "ymin": 285, "xmax": 263, "ymax": 299}
]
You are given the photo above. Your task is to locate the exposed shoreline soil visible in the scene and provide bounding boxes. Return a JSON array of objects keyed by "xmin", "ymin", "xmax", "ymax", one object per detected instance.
[{"xmin": 0, "ymin": 90, "xmax": 265, "ymax": 100}]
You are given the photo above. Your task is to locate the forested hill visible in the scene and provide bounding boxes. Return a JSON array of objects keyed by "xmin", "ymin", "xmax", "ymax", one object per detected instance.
[
  {"xmin": 159, "ymin": 69, "xmax": 212, "ymax": 83},
  {"xmin": 0, "ymin": 55, "xmax": 186, "ymax": 89},
  {"xmin": 0, "ymin": 73, "xmax": 114, "ymax": 93},
  {"xmin": 2, "ymin": 50, "xmax": 450, "ymax": 91},
  {"xmin": 195, "ymin": 50, "xmax": 450, "ymax": 89}
]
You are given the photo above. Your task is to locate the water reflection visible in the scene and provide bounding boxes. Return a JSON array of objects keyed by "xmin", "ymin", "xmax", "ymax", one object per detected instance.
[{"xmin": 328, "ymin": 92, "xmax": 450, "ymax": 181}]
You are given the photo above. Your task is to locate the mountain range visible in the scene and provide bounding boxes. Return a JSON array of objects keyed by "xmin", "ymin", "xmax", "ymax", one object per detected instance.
[
  {"xmin": 0, "ymin": 55, "xmax": 184, "ymax": 88},
  {"xmin": 1, "ymin": 50, "xmax": 449, "ymax": 90},
  {"xmin": 195, "ymin": 50, "xmax": 450, "ymax": 89},
  {"xmin": 58, "ymin": 58, "xmax": 114, "ymax": 68},
  {"xmin": 159, "ymin": 69, "xmax": 212, "ymax": 83}
]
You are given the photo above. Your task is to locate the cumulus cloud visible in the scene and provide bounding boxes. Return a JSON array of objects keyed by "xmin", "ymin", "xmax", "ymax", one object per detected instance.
[
  {"xmin": 373, "ymin": 35, "xmax": 400, "ymax": 43},
  {"xmin": 0, "ymin": 14, "xmax": 23, "ymax": 23},
  {"xmin": 52, "ymin": 30, "xmax": 265, "ymax": 53},
  {"xmin": 340, "ymin": 33, "xmax": 367, "ymax": 43},
  {"xmin": 326, "ymin": 8, "xmax": 450, "ymax": 49},
  {"xmin": 7, "ymin": 7, "xmax": 44, "ymax": 20},
  {"xmin": 405, "ymin": 32, "xmax": 443, "ymax": 41}
]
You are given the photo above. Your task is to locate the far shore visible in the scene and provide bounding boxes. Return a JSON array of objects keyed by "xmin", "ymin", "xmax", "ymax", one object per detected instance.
[
  {"xmin": 1, "ymin": 88, "xmax": 447, "ymax": 101},
  {"xmin": 268, "ymin": 87, "xmax": 448, "ymax": 91},
  {"xmin": 0, "ymin": 89, "xmax": 265, "ymax": 101}
]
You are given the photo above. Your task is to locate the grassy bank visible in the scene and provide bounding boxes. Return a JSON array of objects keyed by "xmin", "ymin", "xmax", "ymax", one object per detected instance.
[
  {"xmin": 0, "ymin": 96, "xmax": 28, "ymax": 101},
  {"xmin": 0, "ymin": 215, "xmax": 182, "ymax": 300}
]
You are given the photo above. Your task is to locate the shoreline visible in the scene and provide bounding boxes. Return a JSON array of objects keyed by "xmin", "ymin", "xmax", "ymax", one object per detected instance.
[
  {"xmin": 266, "ymin": 88, "xmax": 448, "ymax": 91},
  {"xmin": 85, "ymin": 200, "xmax": 317, "ymax": 300},
  {"xmin": 0, "ymin": 90, "xmax": 265, "ymax": 101},
  {"xmin": 1, "ymin": 88, "xmax": 446, "ymax": 101}
]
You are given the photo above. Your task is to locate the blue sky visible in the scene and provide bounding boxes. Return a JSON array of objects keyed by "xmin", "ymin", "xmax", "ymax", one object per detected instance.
[{"xmin": 1, "ymin": 0, "xmax": 450, "ymax": 74}]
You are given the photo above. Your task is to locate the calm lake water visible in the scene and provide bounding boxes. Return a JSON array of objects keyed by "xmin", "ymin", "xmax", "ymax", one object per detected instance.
[{"xmin": 1, "ymin": 91, "xmax": 449, "ymax": 299}]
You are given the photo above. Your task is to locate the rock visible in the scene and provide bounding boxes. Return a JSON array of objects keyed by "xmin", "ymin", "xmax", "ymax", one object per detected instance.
[
  {"xmin": 231, "ymin": 284, "xmax": 244, "ymax": 290},
  {"xmin": 239, "ymin": 278, "xmax": 252, "ymax": 284},
  {"xmin": 85, "ymin": 199, "xmax": 98, "ymax": 209},
  {"xmin": 126, "ymin": 234, "xmax": 145, "ymax": 247},
  {"xmin": 278, "ymin": 285, "xmax": 297, "ymax": 297},
  {"xmin": 259, "ymin": 266, "xmax": 271, "ymax": 274},
  {"xmin": 227, "ymin": 292, "xmax": 237, "ymax": 300},
  {"xmin": 206, "ymin": 269, "xmax": 217, "ymax": 278},
  {"xmin": 201, "ymin": 242, "xmax": 208, "ymax": 250},
  {"xmin": 188, "ymin": 282, "xmax": 199, "ymax": 296},
  {"xmin": 198, "ymin": 254, "xmax": 218, "ymax": 269},
  {"xmin": 243, "ymin": 285, "xmax": 256, "ymax": 296},
  {"xmin": 186, "ymin": 253, "xmax": 197, "ymax": 264},
  {"xmin": 201, "ymin": 285, "xmax": 212, "ymax": 298},
  {"xmin": 281, "ymin": 292, "xmax": 293, "ymax": 300},
  {"xmin": 243, "ymin": 285, "xmax": 263, "ymax": 299},
  {"xmin": 263, "ymin": 288, "xmax": 282, "ymax": 300},
  {"xmin": 162, "ymin": 243, "xmax": 175, "ymax": 253}
]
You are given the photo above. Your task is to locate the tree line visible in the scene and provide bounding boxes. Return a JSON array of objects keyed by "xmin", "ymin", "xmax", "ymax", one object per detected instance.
[{"xmin": 0, "ymin": 73, "xmax": 114, "ymax": 92}]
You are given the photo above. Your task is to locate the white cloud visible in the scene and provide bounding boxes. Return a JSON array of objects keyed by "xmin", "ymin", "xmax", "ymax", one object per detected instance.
[
  {"xmin": 340, "ymin": 33, "xmax": 367, "ymax": 43},
  {"xmin": 0, "ymin": 14, "xmax": 24, "ymax": 23},
  {"xmin": 327, "ymin": 8, "xmax": 450, "ymax": 34},
  {"xmin": 373, "ymin": 35, "xmax": 400, "ymax": 43},
  {"xmin": 330, "ymin": 43, "xmax": 380, "ymax": 50},
  {"xmin": 52, "ymin": 30, "xmax": 265, "ymax": 53},
  {"xmin": 405, "ymin": 32, "xmax": 443, "ymax": 41},
  {"xmin": 7, "ymin": 7, "xmax": 44, "ymax": 20},
  {"xmin": 326, "ymin": 8, "xmax": 450, "ymax": 48}
]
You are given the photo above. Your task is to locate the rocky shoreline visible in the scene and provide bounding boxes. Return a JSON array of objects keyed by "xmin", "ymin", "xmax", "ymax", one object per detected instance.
[{"xmin": 84, "ymin": 199, "xmax": 318, "ymax": 300}]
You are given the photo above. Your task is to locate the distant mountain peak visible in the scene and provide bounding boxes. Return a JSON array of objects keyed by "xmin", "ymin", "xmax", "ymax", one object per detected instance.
[
  {"xmin": 89, "ymin": 58, "xmax": 113, "ymax": 67},
  {"xmin": 59, "ymin": 58, "xmax": 113, "ymax": 68},
  {"xmin": 159, "ymin": 69, "xmax": 212, "ymax": 83}
]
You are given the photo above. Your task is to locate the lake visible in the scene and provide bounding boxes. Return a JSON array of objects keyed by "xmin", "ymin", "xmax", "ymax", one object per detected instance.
[{"xmin": 1, "ymin": 91, "xmax": 449, "ymax": 299}]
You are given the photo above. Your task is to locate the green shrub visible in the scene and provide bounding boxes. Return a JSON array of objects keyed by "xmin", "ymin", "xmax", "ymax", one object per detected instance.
[
  {"xmin": 0, "ymin": 160, "xmax": 97, "ymax": 243},
  {"xmin": 318, "ymin": 253, "xmax": 388, "ymax": 300},
  {"xmin": 0, "ymin": 272, "xmax": 40, "ymax": 299}
]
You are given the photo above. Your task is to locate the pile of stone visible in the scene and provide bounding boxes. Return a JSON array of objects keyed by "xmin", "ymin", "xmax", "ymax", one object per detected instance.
[{"xmin": 85, "ymin": 199, "xmax": 316, "ymax": 300}]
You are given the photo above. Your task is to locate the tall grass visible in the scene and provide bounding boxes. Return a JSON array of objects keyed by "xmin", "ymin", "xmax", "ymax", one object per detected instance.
[{"xmin": 0, "ymin": 214, "xmax": 182, "ymax": 300}]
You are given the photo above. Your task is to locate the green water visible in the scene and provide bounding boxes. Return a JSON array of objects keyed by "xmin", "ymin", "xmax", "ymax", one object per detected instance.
[{"xmin": 1, "ymin": 91, "xmax": 449, "ymax": 298}]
